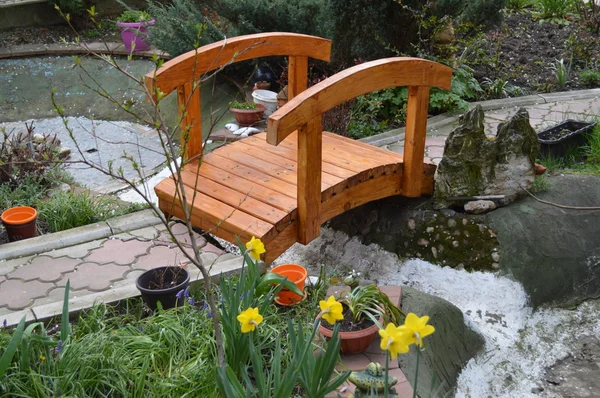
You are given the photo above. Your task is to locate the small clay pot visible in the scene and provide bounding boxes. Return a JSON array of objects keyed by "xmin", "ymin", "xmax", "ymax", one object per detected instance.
[
  {"xmin": 318, "ymin": 317, "xmax": 381, "ymax": 354},
  {"xmin": 231, "ymin": 104, "xmax": 266, "ymax": 127},
  {"xmin": 1, "ymin": 206, "xmax": 37, "ymax": 242},
  {"xmin": 270, "ymin": 264, "xmax": 307, "ymax": 305}
]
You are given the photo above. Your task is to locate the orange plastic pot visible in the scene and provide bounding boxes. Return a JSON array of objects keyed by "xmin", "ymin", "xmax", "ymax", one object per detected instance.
[
  {"xmin": 270, "ymin": 264, "xmax": 307, "ymax": 305},
  {"xmin": 1, "ymin": 206, "xmax": 37, "ymax": 242}
]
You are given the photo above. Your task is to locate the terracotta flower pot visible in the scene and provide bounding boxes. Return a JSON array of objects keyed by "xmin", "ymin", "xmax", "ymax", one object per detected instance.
[
  {"xmin": 270, "ymin": 263, "xmax": 307, "ymax": 305},
  {"xmin": 318, "ymin": 318, "xmax": 381, "ymax": 355},
  {"xmin": 1, "ymin": 206, "xmax": 37, "ymax": 242},
  {"xmin": 231, "ymin": 104, "xmax": 266, "ymax": 127}
]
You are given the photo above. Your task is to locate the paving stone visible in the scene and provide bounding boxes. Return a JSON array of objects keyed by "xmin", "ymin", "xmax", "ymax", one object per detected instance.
[
  {"xmin": 113, "ymin": 225, "xmax": 163, "ymax": 241},
  {"xmin": 0, "ymin": 255, "xmax": 34, "ymax": 276},
  {"xmin": 427, "ymin": 146, "xmax": 444, "ymax": 158},
  {"xmin": 85, "ymin": 238, "xmax": 152, "ymax": 265},
  {"xmin": 386, "ymin": 142, "xmax": 404, "ymax": 154},
  {"xmin": 132, "ymin": 245, "xmax": 191, "ymax": 271},
  {"xmin": 0, "ymin": 279, "xmax": 54, "ymax": 310},
  {"xmin": 29, "ymin": 286, "xmax": 68, "ymax": 307},
  {"xmin": 64, "ymin": 262, "xmax": 130, "ymax": 292},
  {"xmin": 425, "ymin": 136, "xmax": 447, "ymax": 146},
  {"xmin": 202, "ymin": 242, "xmax": 224, "ymax": 256},
  {"xmin": 46, "ymin": 239, "xmax": 104, "ymax": 259},
  {"xmin": 336, "ymin": 353, "xmax": 371, "ymax": 372},
  {"xmin": 8, "ymin": 255, "xmax": 81, "ymax": 282}
]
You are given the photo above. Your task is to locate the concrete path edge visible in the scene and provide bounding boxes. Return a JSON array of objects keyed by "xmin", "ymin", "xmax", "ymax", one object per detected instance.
[{"xmin": 0, "ymin": 209, "xmax": 162, "ymax": 261}]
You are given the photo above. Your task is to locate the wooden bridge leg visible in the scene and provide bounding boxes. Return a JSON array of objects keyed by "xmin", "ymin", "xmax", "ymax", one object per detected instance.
[
  {"xmin": 297, "ymin": 116, "xmax": 322, "ymax": 244},
  {"xmin": 402, "ymin": 85, "xmax": 430, "ymax": 197},
  {"xmin": 177, "ymin": 81, "xmax": 203, "ymax": 162}
]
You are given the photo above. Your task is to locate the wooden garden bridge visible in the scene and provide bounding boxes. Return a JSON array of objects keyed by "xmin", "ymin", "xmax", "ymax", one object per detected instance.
[{"xmin": 145, "ymin": 33, "xmax": 452, "ymax": 263}]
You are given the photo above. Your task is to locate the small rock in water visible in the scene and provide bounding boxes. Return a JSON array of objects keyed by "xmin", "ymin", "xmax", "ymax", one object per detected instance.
[
  {"xmin": 431, "ymin": 246, "xmax": 438, "ymax": 258},
  {"xmin": 426, "ymin": 226, "xmax": 435, "ymax": 233},
  {"xmin": 464, "ymin": 200, "xmax": 497, "ymax": 214},
  {"xmin": 33, "ymin": 133, "xmax": 45, "ymax": 143},
  {"xmin": 492, "ymin": 252, "xmax": 500, "ymax": 262},
  {"xmin": 452, "ymin": 240, "xmax": 460, "ymax": 248},
  {"xmin": 225, "ymin": 123, "xmax": 239, "ymax": 132},
  {"xmin": 462, "ymin": 218, "xmax": 468, "ymax": 225},
  {"xmin": 58, "ymin": 146, "xmax": 71, "ymax": 159},
  {"xmin": 417, "ymin": 238, "xmax": 429, "ymax": 246},
  {"xmin": 407, "ymin": 219, "xmax": 416, "ymax": 230},
  {"xmin": 492, "ymin": 262, "xmax": 500, "ymax": 270},
  {"xmin": 447, "ymin": 218, "xmax": 457, "ymax": 228}
]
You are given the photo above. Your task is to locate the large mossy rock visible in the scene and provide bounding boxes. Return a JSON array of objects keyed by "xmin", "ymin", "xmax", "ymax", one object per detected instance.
[
  {"xmin": 434, "ymin": 105, "xmax": 539, "ymax": 208},
  {"xmin": 399, "ymin": 287, "xmax": 485, "ymax": 397},
  {"xmin": 489, "ymin": 174, "xmax": 600, "ymax": 308}
]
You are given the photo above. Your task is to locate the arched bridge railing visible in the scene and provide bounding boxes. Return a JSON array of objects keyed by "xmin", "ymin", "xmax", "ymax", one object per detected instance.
[{"xmin": 267, "ymin": 57, "xmax": 453, "ymax": 244}]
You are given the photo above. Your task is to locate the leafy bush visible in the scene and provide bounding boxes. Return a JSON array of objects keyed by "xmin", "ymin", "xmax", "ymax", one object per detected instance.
[
  {"xmin": 579, "ymin": 70, "xmax": 600, "ymax": 86},
  {"xmin": 146, "ymin": 0, "xmax": 225, "ymax": 57},
  {"xmin": 505, "ymin": 0, "xmax": 534, "ymax": 12},
  {"xmin": 209, "ymin": 0, "xmax": 327, "ymax": 37},
  {"xmin": 534, "ymin": 0, "xmax": 574, "ymax": 22},
  {"xmin": 460, "ymin": 0, "xmax": 507, "ymax": 26},
  {"xmin": 574, "ymin": 0, "xmax": 600, "ymax": 33},
  {"xmin": 48, "ymin": 0, "xmax": 84, "ymax": 15},
  {"xmin": 341, "ymin": 63, "xmax": 481, "ymax": 139}
]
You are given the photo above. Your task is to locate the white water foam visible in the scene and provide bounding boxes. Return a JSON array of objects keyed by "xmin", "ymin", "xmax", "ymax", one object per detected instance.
[{"xmin": 276, "ymin": 227, "xmax": 600, "ymax": 397}]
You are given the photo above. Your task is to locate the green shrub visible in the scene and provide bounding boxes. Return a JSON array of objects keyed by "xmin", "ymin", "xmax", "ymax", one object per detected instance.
[
  {"xmin": 461, "ymin": 0, "xmax": 507, "ymax": 26},
  {"xmin": 48, "ymin": 0, "xmax": 84, "ymax": 15},
  {"xmin": 117, "ymin": 10, "xmax": 151, "ymax": 23},
  {"xmin": 146, "ymin": 0, "xmax": 225, "ymax": 57},
  {"xmin": 209, "ymin": 0, "xmax": 327, "ymax": 37},
  {"xmin": 580, "ymin": 70, "xmax": 600, "ymax": 86},
  {"xmin": 534, "ymin": 0, "xmax": 574, "ymax": 22},
  {"xmin": 505, "ymin": 0, "xmax": 534, "ymax": 12}
]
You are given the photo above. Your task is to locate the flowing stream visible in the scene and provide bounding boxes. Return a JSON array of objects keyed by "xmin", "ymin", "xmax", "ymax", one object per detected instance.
[{"xmin": 276, "ymin": 228, "xmax": 600, "ymax": 398}]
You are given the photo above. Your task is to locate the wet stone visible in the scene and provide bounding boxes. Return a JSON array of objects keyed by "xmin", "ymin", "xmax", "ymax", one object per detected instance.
[{"xmin": 447, "ymin": 219, "xmax": 457, "ymax": 228}]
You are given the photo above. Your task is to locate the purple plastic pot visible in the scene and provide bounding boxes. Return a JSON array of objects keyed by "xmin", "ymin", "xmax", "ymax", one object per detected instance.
[{"xmin": 116, "ymin": 20, "xmax": 155, "ymax": 52}]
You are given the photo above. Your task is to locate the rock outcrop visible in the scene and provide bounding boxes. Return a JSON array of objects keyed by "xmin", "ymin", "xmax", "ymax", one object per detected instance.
[
  {"xmin": 398, "ymin": 287, "xmax": 485, "ymax": 397},
  {"xmin": 434, "ymin": 105, "xmax": 539, "ymax": 209}
]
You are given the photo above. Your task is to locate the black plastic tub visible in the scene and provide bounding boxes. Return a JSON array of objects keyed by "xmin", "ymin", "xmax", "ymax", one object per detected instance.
[
  {"xmin": 136, "ymin": 266, "xmax": 190, "ymax": 310},
  {"xmin": 537, "ymin": 120, "xmax": 596, "ymax": 159}
]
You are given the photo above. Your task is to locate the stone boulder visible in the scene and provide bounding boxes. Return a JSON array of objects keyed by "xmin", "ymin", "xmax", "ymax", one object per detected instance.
[
  {"xmin": 398, "ymin": 287, "xmax": 485, "ymax": 397},
  {"xmin": 434, "ymin": 105, "xmax": 539, "ymax": 208},
  {"xmin": 489, "ymin": 174, "xmax": 600, "ymax": 308}
]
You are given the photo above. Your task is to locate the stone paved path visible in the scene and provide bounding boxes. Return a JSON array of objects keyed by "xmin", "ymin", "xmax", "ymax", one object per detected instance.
[
  {"xmin": 382, "ymin": 90, "xmax": 600, "ymax": 167},
  {"xmin": 0, "ymin": 211, "xmax": 241, "ymax": 325}
]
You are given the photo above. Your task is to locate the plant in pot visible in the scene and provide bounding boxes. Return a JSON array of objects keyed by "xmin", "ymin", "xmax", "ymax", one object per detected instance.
[
  {"xmin": 135, "ymin": 265, "xmax": 190, "ymax": 310},
  {"xmin": 116, "ymin": 10, "xmax": 155, "ymax": 52},
  {"xmin": 318, "ymin": 284, "xmax": 404, "ymax": 354},
  {"xmin": 229, "ymin": 100, "xmax": 267, "ymax": 127}
]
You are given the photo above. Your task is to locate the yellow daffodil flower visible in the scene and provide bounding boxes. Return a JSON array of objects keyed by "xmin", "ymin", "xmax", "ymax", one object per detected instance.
[
  {"xmin": 245, "ymin": 236, "xmax": 266, "ymax": 261},
  {"xmin": 378, "ymin": 323, "xmax": 411, "ymax": 359},
  {"xmin": 237, "ymin": 307, "xmax": 263, "ymax": 333},
  {"xmin": 319, "ymin": 295, "xmax": 344, "ymax": 325},
  {"xmin": 401, "ymin": 313, "xmax": 435, "ymax": 347}
]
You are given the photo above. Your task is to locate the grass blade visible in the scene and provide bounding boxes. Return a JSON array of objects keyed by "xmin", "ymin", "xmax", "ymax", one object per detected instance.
[{"xmin": 0, "ymin": 316, "xmax": 26, "ymax": 376}]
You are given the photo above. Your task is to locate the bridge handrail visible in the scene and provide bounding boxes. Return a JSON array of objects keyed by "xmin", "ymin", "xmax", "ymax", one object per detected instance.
[
  {"xmin": 266, "ymin": 57, "xmax": 452, "ymax": 244},
  {"xmin": 144, "ymin": 33, "xmax": 331, "ymax": 160}
]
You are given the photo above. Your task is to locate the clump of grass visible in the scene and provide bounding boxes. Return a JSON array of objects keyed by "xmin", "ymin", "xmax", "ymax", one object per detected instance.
[
  {"xmin": 37, "ymin": 191, "xmax": 148, "ymax": 233},
  {"xmin": 579, "ymin": 70, "xmax": 600, "ymax": 87},
  {"xmin": 530, "ymin": 174, "xmax": 552, "ymax": 193}
]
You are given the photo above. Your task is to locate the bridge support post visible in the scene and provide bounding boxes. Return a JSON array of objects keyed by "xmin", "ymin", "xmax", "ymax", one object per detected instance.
[
  {"xmin": 297, "ymin": 116, "xmax": 322, "ymax": 244},
  {"xmin": 402, "ymin": 85, "xmax": 430, "ymax": 197}
]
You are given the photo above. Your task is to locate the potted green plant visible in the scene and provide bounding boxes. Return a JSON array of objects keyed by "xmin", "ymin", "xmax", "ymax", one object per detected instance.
[
  {"xmin": 116, "ymin": 10, "xmax": 155, "ymax": 52},
  {"xmin": 318, "ymin": 284, "xmax": 403, "ymax": 354},
  {"xmin": 229, "ymin": 100, "xmax": 266, "ymax": 127}
]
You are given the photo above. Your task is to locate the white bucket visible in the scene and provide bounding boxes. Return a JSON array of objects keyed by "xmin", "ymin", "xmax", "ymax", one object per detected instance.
[{"xmin": 252, "ymin": 90, "xmax": 278, "ymax": 116}]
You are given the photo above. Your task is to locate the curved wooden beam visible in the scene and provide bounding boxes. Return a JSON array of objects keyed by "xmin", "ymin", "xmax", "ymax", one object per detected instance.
[
  {"xmin": 145, "ymin": 32, "xmax": 331, "ymax": 99},
  {"xmin": 266, "ymin": 57, "xmax": 453, "ymax": 145}
]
